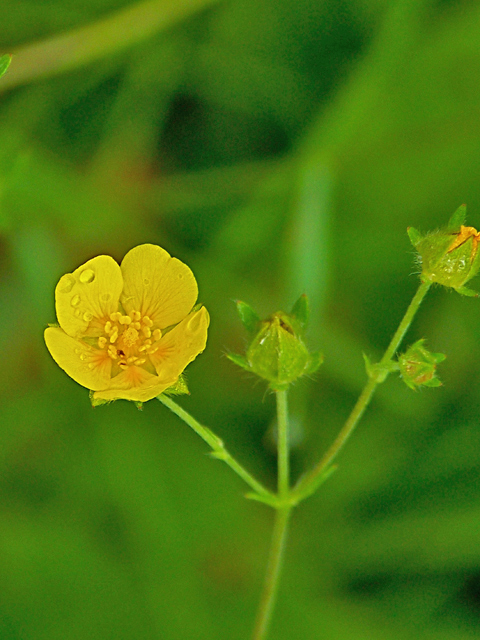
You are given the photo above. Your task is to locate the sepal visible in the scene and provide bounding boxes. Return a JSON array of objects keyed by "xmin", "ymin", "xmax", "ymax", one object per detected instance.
[
  {"xmin": 398, "ymin": 339, "xmax": 445, "ymax": 390},
  {"xmin": 235, "ymin": 300, "xmax": 260, "ymax": 335},
  {"xmin": 290, "ymin": 294, "xmax": 309, "ymax": 333},
  {"xmin": 447, "ymin": 204, "xmax": 467, "ymax": 231},
  {"xmin": 162, "ymin": 374, "xmax": 190, "ymax": 396},
  {"xmin": 407, "ymin": 227, "xmax": 423, "ymax": 247}
]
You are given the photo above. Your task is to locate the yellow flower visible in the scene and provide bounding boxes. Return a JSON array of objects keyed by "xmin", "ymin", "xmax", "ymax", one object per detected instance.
[{"xmin": 44, "ymin": 244, "xmax": 209, "ymax": 403}]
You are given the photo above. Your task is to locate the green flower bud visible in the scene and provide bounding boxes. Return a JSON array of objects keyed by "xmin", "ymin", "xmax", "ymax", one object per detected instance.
[
  {"xmin": 408, "ymin": 205, "xmax": 480, "ymax": 296},
  {"xmin": 398, "ymin": 339, "xmax": 445, "ymax": 390},
  {"xmin": 228, "ymin": 295, "xmax": 323, "ymax": 390}
]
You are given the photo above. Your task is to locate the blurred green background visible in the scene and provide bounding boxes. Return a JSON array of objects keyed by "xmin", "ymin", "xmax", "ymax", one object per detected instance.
[{"xmin": 2, "ymin": 0, "xmax": 480, "ymax": 638}]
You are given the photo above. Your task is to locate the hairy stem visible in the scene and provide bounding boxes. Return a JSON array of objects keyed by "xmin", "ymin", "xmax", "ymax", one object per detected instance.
[{"xmin": 293, "ymin": 279, "xmax": 432, "ymax": 501}]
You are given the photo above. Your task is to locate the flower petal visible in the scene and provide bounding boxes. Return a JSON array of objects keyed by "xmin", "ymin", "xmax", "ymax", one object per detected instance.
[
  {"xmin": 44, "ymin": 327, "xmax": 112, "ymax": 390},
  {"xmin": 92, "ymin": 366, "xmax": 176, "ymax": 402},
  {"xmin": 149, "ymin": 306, "xmax": 210, "ymax": 379},
  {"xmin": 55, "ymin": 255, "xmax": 123, "ymax": 339},
  {"xmin": 120, "ymin": 244, "xmax": 198, "ymax": 329}
]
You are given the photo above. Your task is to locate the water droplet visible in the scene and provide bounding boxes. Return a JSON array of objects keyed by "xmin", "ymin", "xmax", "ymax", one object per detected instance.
[
  {"xmin": 70, "ymin": 294, "xmax": 81, "ymax": 307},
  {"xmin": 143, "ymin": 278, "xmax": 150, "ymax": 286},
  {"xmin": 80, "ymin": 354, "xmax": 86, "ymax": 361},
  {"xmin": 74, "ymin": 309, "xmax": 82, "ymax": 317},
  {"xmin": 88, "ymin": 363, "xmax": 94, "ymax": 369},
  {"xmin": 101, "ymin": 293, "xmax": 111, "ymax": 302},
  {"xmin": 83, "ymin": 311, "xmax": 93, "ymax": 322},
  {"xmin": 187, "ymin": 313, "xmax": 202, "ymax": 333},
  {"xmin": 58, "ymin": 274, "xmax": 75, "ymax": 293},
  {"xmin": 74, "ymin": 348, "xmax": 81, "ymax": 355},
  {"xmin": 79, "ymin": 269, "xmax": 95, "ymax": 284}
]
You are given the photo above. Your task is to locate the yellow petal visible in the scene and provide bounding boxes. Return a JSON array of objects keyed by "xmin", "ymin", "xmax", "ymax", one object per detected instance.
[
  {"xmin": 92, "ymin": 366, "xmax": 176, "ymax": 402},
  {"xmin": 120, "ymin": 244, "xmax": 198, "ymax": 329},
  {"xmin": 44, "ymin": 327, "xmax": 112, "ymax": 390},
  {"xmin": 55, "ymin": 255, "xmax": 123, "ymax": 339},
  {"xmin": 149, "ymin": 306, "xmax": 209, "ymax": 379}
]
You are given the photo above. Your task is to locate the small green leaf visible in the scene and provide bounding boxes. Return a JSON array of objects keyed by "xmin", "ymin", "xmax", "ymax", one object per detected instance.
[
  {"xmin": 363, "ymin": 353, "xmax": 374, "ymax": 377},
  {"xmin": 290, "ymin": 294, "xmax": 310, "ymax": 331},
  {"xmin": 407, "ymin": 226, "xmax": 423, "ymax": 246},
  {"xmin": 447, "ymin": 204, "xmax": 467, "ymax": 231},
  {"xmin": 292, "ymin": 465, "xmax": 338, "ymax": 504},
  {"xmin": 235, "ymin": 300, "xmax": 260, "ymax": 334},
  {"xmin": 0, "ymin": 54, "xmax": 11, "ymax": 80},
  {"xmin": 245, "ymin": 492, "xmax": 279, "ymax": 508}
]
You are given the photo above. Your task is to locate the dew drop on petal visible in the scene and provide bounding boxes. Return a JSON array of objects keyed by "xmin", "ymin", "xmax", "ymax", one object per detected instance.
[
  {"xmin": 187, "ymin": 313, "xmax": 202, "ymax": 333},
  {"xmin": 143, "ymin": 278, "xmax": 150, "ymax": 286},
  {"xmin": 70, "ymin": 294, "xmax": 81, "ymax": 307},
  {"xmin": 101, "ymin": 293, "xmax": 111, "ymax": 302},
  {"xmin": 80, "ymin": 354, "xmax": 86, "ymax": 361},
  {"xmin": 79, "ymin": 269, "xmax": 95, "ymax": 284},
  {"xmin": 83, "ymin": 311, "xmax": 93, "ymax": 322},
  {"xmin": 58, "ymin": 274, "xmax": 75, "ymax": 293},
  {"xmin": 74, "ymin": 309, "xmax": 82, "ymax": 318}
]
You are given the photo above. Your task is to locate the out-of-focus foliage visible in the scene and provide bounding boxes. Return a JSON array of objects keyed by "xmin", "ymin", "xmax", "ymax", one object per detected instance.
[{"xmin": 2, "ymin": 0, "xmax": 480, "ymax": 638}]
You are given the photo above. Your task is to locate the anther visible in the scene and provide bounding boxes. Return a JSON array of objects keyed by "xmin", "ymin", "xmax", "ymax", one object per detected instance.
[
  {"xmin": 153, "ymin": 329, "xmax": 161, "ymax": 342},
  {"xmin": 142, "ymin": 316, "xmax": 153, "ymax": 327},
  {"xmin": 110, "ymin": 329, "xmax": 118, "ymax": 343},
  {"xmin": 142, "ymin": 326, "xmax": 151, "ymax": 338},
  {"xmin": 107, "ymin": 345, "xmax": 118, "ymax": 359},
  {"xmin": 119, "ymin": 315, "xmax": 132, "ymax": 325},
  {"xmin": 105, "ymin": 321, "xmax": 112, "ymax": 334},
  {"xmin": 98, "ymin": 337, "xmax": 107, "ymax": 348}
]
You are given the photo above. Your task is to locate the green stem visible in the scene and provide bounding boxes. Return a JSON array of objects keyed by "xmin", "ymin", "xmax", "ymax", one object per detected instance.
[
  {"xmin": 251, "ymin": 389, "xmax": 292, "ymax": 640},
  {"xmin": 293, "ymin": 279, "xmax": 431, "ymax": 501},
  {"xmin": 276, "ymin": 389, "xmax": 289, "ymax": 498},
  {"xmin": 251, "ymin": 507, "xmax": 291, "ymax": 640},
  {"xmin": 157, "ymin": 394, "xmax": 275, "ymax": 501}
]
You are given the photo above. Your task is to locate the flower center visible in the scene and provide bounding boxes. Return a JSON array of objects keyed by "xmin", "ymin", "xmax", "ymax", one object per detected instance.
[
  {"xmin": 123, "ymin": 326, "xmax": 139, "ymax": 347},
  {"xmin": 96, "ymin": 309, "xmax": 162, "ymax": 371}
]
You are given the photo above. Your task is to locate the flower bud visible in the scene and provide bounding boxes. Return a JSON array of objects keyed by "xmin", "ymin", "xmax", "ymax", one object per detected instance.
[
  {"xmin": 228, "ymin": 296, "xmax": 323, "ymax": 390},
  {"xmin": 398, "ymin": 339, "xmax": 445, "ymax": 390},
  {"xmin": 408, "ymin": 205, "xmax": 480, "ymax": 296}
]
